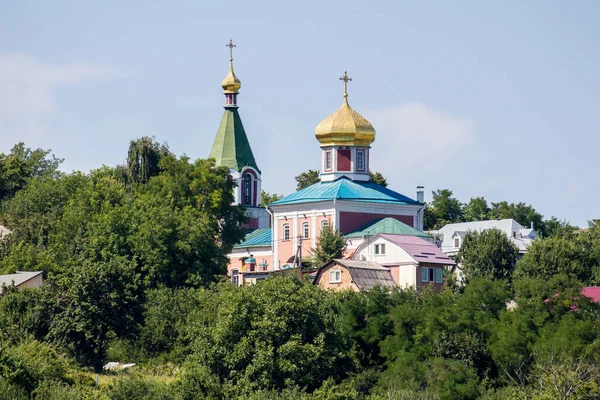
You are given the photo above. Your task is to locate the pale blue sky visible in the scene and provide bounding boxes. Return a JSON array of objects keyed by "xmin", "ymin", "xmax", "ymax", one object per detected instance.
[{"xmin": 1, "ymin": 1, "xmax": 598, "ymax": 227}]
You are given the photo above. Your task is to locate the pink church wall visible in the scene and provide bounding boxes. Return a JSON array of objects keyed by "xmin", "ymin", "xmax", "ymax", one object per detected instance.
[
  {"xmin": 278, "ymin": 219, "xmax": 295, "ymax": 267},
  {"xmin": 339, "ymin": 212, "xmax": 414, "ymax": 235}
]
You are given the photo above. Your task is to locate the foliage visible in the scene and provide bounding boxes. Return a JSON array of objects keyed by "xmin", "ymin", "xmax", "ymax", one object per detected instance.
[
  {"xmin": 126, "ymin": 136, "xmax": 170, "ymax": 185},
  {"xmin": 295, "ymin": 169, "xmax": 320, "ymax": 191},
  {"xmin": 515, "ymin": 224, "xmax": 600, "ymax": 285},
  {"xmin": 368, "ymin": 171, "xmax": 387, "ymax": 187},
  {"xmin": 0, "ymin": 143, "xmax": 62, "ymax": 202},
  {"xmin": 262, "ymin": 190, "xmax": 283, "ymax": 206},
  {"xmin": 427, "ymin": 189, "xmax": 464, "ymax": 230},
  {"xmin": 490, "ymin": 201, "xmax": 547, "ymax": 237},
  {"xmin": 456, "ymin": 229, "xmax": 519, "ymax": 283},
  {"xmin": 311, "ymin": 225, "xmax": 347, "ymax": 267},
  {"xmin": 463, "ymin": 197, "xmax": 491, "ymax": 222}
]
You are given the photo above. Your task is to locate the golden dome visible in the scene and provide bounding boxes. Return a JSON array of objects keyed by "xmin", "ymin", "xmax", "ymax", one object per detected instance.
[
  {"xmin": 315, "ymin": 96, "xmax": 376, "ymax": 147},
  {"xmin": 221, "ymin": 59, "xmax": 241, "ymax": 94}
]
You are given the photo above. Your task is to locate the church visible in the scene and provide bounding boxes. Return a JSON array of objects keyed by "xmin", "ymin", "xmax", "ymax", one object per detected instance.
[{"xmin": 208, "ymin": 42, "xmax": 426, "ymax": 286}]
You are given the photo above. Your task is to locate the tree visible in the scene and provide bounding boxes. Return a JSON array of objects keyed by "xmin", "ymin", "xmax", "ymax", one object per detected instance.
[
  {"xmin": 368, "ymin": 171, "xmax": 388, "ymax": 187},
  {"xmin": 456, "ymin": 229, "xmax": 519, "ymax": 282},
  {"xmin": 261, "ymin": 190, "xmax": 282, "ymax": 206},
  {"xmin": 490, "ymin": 201, "xmax": 547, "ymax": 237},
  {"xmin": 312, "ymin": 225, "xmax": 347, "ymax": 267},
  {"xmin": 544, "ymin": 217, "xmax": 577, "ymax": 238},
  {"xmin": 295, "ymin": 169, "xmax": 320, "ymax": 191},
  {"xmin": 126, "ymin": 137, "xmax": 170, "ymax": 185},
  {"xmin": 429, "ymin": 189, "xmax": 464, "ymax": 229},
  {"xmin": 515, "ymin": 227, "xmax": 600, "ymax": 285},
  {"xmin": 0, "ymin": 143, "xmax": 62, "ymax": 201},
  {"xmin": 463, "ymin": 197, "xmax": 491, "ymax": 222}
]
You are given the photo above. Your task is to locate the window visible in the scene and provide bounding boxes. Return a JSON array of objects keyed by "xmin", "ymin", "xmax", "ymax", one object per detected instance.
[
  {"xmin": 231, "ymin": 269, "xmax": 239, "ymax": 286},
  {"xmin": 435, "ymin": 268, "xmax": 443, "ymax": 283},
  {"xmin": 321, "ymin": 220, "xmax": 329, "ymax": 230},
  {"xmin": 421, "ymin": 267, "xmax": 429, "ymax": 282},
  {"xmin": 302, "ymin": 222, "xmax": 309, "ymax": 239},
  {"xmin": 454, "ymin": 237, "xmax": 460, "ymax": 248},
  {"xmin": 325, "ymin": 151, "xmax": 332, "ymax": 171},
  {"xmin": 243, "ymin": 173, "xmax": 252, "ymax": 205},
  {"xmin": 330, "ymin": 269, "xmax": 342, "ymax": 283},
  {"xmin": 429, "ymin": 268, "xmax": 435, "ymax": 282},
  {"xmin": 374, "ymin": 243, "xmax": 385, "ymax": 255},
  {"xmin": 356, "ymin": 149, "xmax": 365, "ymax": 171},
  {"xmin": 283, "ymin": 223, "xmax": 290, "ymax": 241}
]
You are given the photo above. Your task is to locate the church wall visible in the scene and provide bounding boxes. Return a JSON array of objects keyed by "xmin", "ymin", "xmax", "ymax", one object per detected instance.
[{"xmin": 339, "ymin": 212, "xmax": 414, "ymax": 234}]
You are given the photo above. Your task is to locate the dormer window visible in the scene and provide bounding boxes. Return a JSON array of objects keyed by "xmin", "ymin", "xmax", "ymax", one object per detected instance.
[{"xmin": 454, "ymin": 237, "xmax": 460, "ymax": 248}]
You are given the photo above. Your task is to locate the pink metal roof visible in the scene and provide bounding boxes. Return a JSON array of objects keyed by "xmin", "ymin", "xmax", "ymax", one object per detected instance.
[
  {"xmin": 378, "ymin": 234, "xmax": 455, "ymax": 265},
  {"xmin": 582, "ymin": 287, "xmax": 600, "ymax": 303}
]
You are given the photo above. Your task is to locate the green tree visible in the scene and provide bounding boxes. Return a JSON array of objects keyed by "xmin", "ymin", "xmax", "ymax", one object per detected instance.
[
  {"xmin": 294, "ymin": 169, "xmax": 320, "ymax": 191},
  {"xmin": 261, "ymin": 190, "xmax": 282, "ymax": 206},
  {"xmin": 368, "ymin": 171, "xmax": 388, "ymax": 187},
  {"xmin": 463, "ymin": 197, "xmax": 491, "ymax": 222},
  {"xmin": 0, "ymin": 143, "xmax": 62, "ymax": 201},
  {"xmin": 312, "ymin": 225, "xmax": 347, "ymax": 267},
  {"xmin": 544, "ymin": 216, "xmax": 577, "ymax": 238},
  {"xmin": 490, "ymin": 201, "xmax": 547, "ymax": 237},
  {"xmin": 429, "ymin": 189, "xmax": 464, "ymax": 229},
  {"xmin": 126, "ymin": 136, "xmax": 170, "ymax": 185},
  {"xmin": 515, "ymin": 226, "xmax": 600, "ymax": 285},
  {"xmin": 456, "ymin": 229, "xmax": 519, "ymax": 282}
]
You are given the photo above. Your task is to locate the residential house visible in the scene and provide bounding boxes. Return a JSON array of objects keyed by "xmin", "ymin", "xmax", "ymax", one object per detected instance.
[
  {"xmin": 313, "ymin": 259, "xmax": 395, "ymax": 292},
  {"xmin": 0, "ymin": 271, "xmax": 44, "ymax": 294},
  {"xmin": 351, "ymin": 234, "xmax": 454, "ymax": 292},
  {"xmin": 431, "ymin": 219, "xmax": 538, "ymax": 257}
]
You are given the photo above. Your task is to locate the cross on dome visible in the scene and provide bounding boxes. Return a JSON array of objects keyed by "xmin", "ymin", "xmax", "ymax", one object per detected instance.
[
  {"xmin": 339, "ymin": 71, "xmax": 352, "ymax": 98},
  {"xmin": 226, "ymin": 39, "xmax": 236, "ymax": 61}
]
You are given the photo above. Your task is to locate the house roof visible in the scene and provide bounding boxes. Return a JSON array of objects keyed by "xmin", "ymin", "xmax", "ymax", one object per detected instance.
[
  {"xmin": 270, "ymin": 177, "xmax": 419, "ymax": 206},
  {"xmin": 378, "ymin": 234, "xmax": 455, "ymax": 265},
  {"xmin": 234, "ymin": 228, "xmax": 272, "ymax": 248},
  {"xmin": 582, "ymin": 287, "xmax": 600, "ymax": 303},
  {"xmin": 208, "ymin": 108, "xmax": 260, "ymax": 173},
  {"xmin": 432, "ymin": 219, "xmax": 537, "ymax": 254},
  {"xmin": 321, "ymin": 259, "xmax": 396, "ymax": 290},
  {"xmin": 0, "ymin": 271, "xmax": 43, "ymax": 294},
  {"xmin": 345, "ymin": 217, "xmax": 431, "ymax": 239}
]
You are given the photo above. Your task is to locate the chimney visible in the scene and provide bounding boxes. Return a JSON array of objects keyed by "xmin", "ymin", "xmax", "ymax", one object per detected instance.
[{"xmin": 416, "ymin": 186, "xmax": 425, "ymax": 203}]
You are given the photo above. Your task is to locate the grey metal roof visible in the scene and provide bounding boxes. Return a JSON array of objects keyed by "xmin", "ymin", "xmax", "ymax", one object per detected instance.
[
  {"xmin": 0, "ymin": 271, "xmax": 42, "ymax": 293},
  {"xmin": 332, "ymin": 259, "xmax": 396, "ymax": 290}
]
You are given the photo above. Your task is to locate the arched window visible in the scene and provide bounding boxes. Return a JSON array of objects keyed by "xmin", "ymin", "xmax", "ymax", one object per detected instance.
[
  {"xmin": 321, "ymin": 220, "xmax": 330, "ymax": 230},
  {"xmin": 243, "ymin": 173, "xmax": 252, "ymax": 205},
  {"xmin": 302, "ymin": 222, "xmax": 309, "ymax": 239}
]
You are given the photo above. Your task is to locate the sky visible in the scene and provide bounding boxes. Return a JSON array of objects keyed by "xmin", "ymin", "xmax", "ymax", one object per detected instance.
[{"xmin": 0, "ymin": 1, "xmax": 598, "ymax": 227}]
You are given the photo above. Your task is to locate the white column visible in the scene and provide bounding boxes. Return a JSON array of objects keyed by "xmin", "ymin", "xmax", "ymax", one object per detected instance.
[{"xmin": 311, "ymin": 212, "xmax": 317, "ymax": 249}]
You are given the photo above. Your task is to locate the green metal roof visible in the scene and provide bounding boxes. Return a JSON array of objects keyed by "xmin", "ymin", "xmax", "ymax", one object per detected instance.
[
  {"xmin": 345, "ymin": 217, "xmax": 431, "ymax": 239},
  {"xmin": 209, "ymin": 108, "xmax": 260, "ymax": 172},
  {"xmin": 270, "ymin": 177, "xmax": 419, "ymax": 206},
  {"xmin": 234, "ymin": 228, "xmax": 272, "ymax": 248}
]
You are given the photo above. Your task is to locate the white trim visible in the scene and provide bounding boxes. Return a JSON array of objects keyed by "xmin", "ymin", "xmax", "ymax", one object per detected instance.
[
  {"xmin": 283, "ymin": 223, "xmax": 290, "ymax": 241},
  {"xmin": 329, "ymin": 269, "xmax": 342, "ymax": 283},
  {"xmin": 302, "ymin": 221, "xmax": 310, "ymax": 239}
]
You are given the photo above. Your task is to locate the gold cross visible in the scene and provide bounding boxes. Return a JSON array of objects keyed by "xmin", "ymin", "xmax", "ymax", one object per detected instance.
[
  {"xmin": 226, "ymin": 39, "xmax": 236, "ymax": 60},
  {"xmin": 339, "ymin": 71, "xmax": 352, "ymax": 97}
]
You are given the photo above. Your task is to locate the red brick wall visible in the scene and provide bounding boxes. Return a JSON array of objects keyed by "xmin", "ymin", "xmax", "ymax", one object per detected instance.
[{"xmin": 339, "ymin": 212, "xmax": 414, "ymax": 234}]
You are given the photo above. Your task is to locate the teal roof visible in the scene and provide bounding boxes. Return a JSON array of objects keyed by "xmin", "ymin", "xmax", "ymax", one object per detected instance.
[
  {"xmin": 345, "ymin": 218, "xmax": 431, "ymax": 239},
  {"xmin": 234, "ymin": 228, "xmax": 272, "ymax": 248},
  {"xmin": 209, "ymin": 108, "xmax": 260, "ymax": 172},
  {"xmin": 271, "ymin": 177, "xmax": 419, "ymax": 206}
]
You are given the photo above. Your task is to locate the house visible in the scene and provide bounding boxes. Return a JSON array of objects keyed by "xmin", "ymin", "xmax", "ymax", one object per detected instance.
[
  {"xmin": 351, "ymin": 234, "xmax": 455, "ymax": 292},
  {"xmin": 313, "ymin": 259, "xmax": 395, "ymax": 292},
  {"xmin": 430, "ymin": 219, "xmax": 538, "ymax": 257},
  {"xmin": 0, "ymin": 271, "xmax": 44, "ymax": 294}
]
